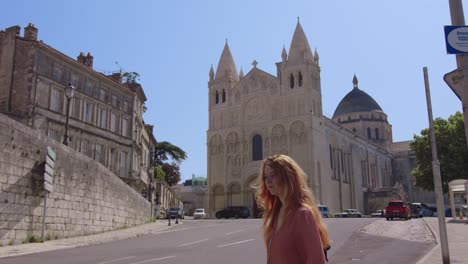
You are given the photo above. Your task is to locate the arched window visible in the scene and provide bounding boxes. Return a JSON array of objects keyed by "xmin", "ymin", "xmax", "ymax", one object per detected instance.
[
  {"xmin": 215, "ymin": 91, "xmax": 219, "ymax": 104},
  {"xmin": 290, "ymin": 73, "xmax": 295, "ymax": 89},
  {"xmin": 298, "ymin": 71, "xmax": 303, "ymax": 87},
  {"xmin": 375, "ymin": 128, "xmax": 379, "ymax": 140},
  {"xmin": 222, "ymin": 89, "xmax": 226, "ymax": 103},
  {"xmin": 367, "ymin": 127, "xmax": 371, "ymax": 139},
  {"xmin": 252, "ymin": 134, "xmax": 263, "ymax": 161}
]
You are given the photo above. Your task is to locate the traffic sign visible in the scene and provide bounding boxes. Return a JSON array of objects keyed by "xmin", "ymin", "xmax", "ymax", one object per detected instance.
[
  {"xmin": 443, "ymin": 68, "xmax": 464, "ymax": 100},
  {"xmin": 445, "ymin": 26, "xmax": 468, "ymax": 54},
  {"xmin": 44, "ymin": 146, "xmax": 56, "ymax": 192}
]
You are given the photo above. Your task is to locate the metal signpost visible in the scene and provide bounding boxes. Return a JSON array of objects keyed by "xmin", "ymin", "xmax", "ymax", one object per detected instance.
[
  {"xmin": 41, "ymin": 146, "xmax": 56, "ymax": 240},
  {"xmin": 423, "ymin": 67, "xmax": 451, "ymax": 264}
]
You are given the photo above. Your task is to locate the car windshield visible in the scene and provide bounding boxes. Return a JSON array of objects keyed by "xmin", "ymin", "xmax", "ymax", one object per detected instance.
[
  {"xmin": 169, "ymin": 208, "xmax": 179, "ymax": 212},
  {"xmin": 389, "ymin": 202, "xmax": 403, "ymax": 206},
  {"xmin": 195, "ymin": 209, "xmax": 204, "ymax": 213}
]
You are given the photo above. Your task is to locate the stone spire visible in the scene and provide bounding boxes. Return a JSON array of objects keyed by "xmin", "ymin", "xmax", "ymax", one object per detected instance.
[
  {"xmin": 314, "ymin": 48, "xmax": 319, "ymax": 64},
  {"xmin": 353, "ymin": 74, "xmax": 358, "ymax": 89},
  {"xmin": 288, "ymin": 20, "xmax": 313, "ymax": 64},
  {"xmin": 209, "ymin": 64, "xmax": 214, "ymax": 81},
  {"xmin": 215, "ymin": 40, "xmax": 238, "ymax": 81},
  {"xmin": 239, "ymin": 67, "xmax": 244, "ymax": 79},
  {"xmin": 281, "ymin": 45, "xmax": 288, "ymax": 62}
]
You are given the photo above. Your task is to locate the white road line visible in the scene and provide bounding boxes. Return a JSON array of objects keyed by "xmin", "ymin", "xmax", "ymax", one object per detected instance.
[
  {"xmin": 217, "ymin": 239, "xmax": 255, "ymax": 248},
  {"xmin": 153, "ymin": 224, "xmax": 221, "ymax": 235},
  {"xmin": 128, "ymin": 256, "xmax": 175, "ymax": 264},
  {"xmin": 178, "ymin": 238, "xmax": 209, "ymax": 247},
  {"xmin": 97, "ymin": 256, "xmax": 136, "ymax": 264},
  {"xmin": 226, "ymin": 230, "xmax": 244, "ymax": 235}
]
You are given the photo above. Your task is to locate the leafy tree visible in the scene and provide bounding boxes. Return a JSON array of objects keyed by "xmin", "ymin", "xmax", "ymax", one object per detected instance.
[
  {"xmin": 154, "ymin": 166, "xmax": 165, "ymax": 182},
  {"xmin": 162, "ymin": 162, "xmax": 181, "ymax": 186},
  {"xmin": 154, "ymin": 141, "xmax": 187, "ymax": 186},
  {"xmin": 122, "ymin": 72, "xmax": 140, "ymax": 84},
  {"xmin": 410, "ymin": 111, "xmax": 468, "ymax": 193}
]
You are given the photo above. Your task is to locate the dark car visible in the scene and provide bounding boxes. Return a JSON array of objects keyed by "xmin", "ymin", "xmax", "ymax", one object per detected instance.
[
  {"xmin": 409, "ymin": 204, "xmax": 421, "ymax": 219},
  {"xmin": 216, "ymin": 206, "xmax": 250, "ymax": 219},
  {"xmin": 167, "ymin": 207, "xmax": 184, "ymax": 219}
]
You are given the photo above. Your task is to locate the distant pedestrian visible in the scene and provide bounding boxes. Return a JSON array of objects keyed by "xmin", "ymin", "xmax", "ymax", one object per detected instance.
[{"xmin": 256, "ymin": 154, "xmax": 330, "ymax": 264}]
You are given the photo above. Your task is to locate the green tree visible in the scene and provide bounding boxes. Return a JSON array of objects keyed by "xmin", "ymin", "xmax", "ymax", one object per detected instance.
[
  {"xmin": 154, "ymin": 141, "xmax": 187, "ymax": 186},
  {"xmin": 162, "ymin": 162, "xmax": 181, "ymax": 186},
  {"xmin": 122, "ymin": 72, "xmax": 140, "ymax": 84},
  {"xmin": 410, "ymin": 111, "xmax": 468, "ymax": 193}
]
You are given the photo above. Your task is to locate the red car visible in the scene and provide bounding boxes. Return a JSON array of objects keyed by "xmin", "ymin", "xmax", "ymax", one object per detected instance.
[{"xmin": 385, "ymin": 200, "xmax": 410, "ymax": 220}]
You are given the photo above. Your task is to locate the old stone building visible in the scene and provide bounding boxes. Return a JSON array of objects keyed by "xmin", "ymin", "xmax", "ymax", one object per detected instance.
[
  {"xmin": 207, "ymin": 21, "xmax": 416, "ymax": 216},
  {"xmin": 0, "ymin": 24, "xmax": 152, "ymax": 194}
]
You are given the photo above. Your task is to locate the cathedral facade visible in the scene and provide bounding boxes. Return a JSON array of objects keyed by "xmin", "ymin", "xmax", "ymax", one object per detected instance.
[{"xmin": 207, "ymin": 21, "xmax": 407, "ymax": 217}]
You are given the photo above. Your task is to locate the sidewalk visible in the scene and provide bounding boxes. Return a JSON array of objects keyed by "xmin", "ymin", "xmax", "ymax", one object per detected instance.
[
  {"xmin": 0, "ymin": 219, "xmax": 180, "ymax": 259},
  {"xmin": 417, "ymin": 217, "xmax": 468, "ymax": 264}
]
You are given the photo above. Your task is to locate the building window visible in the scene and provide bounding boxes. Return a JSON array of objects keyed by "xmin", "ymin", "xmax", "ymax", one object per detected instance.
[
  {"xmin": 52, "ymin": 66, "xmax": 62, "ymax": 82},
  {"xmin": 123, "ymin": 100, "xmax": 130, "ymax": 113},
  {"xmin": 367, "ymin": 127, "xmax": 371, "ymax": 139},
  {"xmin": 120, "ymin": 151, "xmax": 127, "ymax": 177},
  {"xmin": 222, "ymin": 89, "xmax": 226, "ymax": 103},
  {"xmin": 290, "ymin": 73, "xmax": 294, "ymax": 88},
  {"xmin": 110, "ymin": 148, "xmax": 117, "ymax": 172},
  {"xmin": 84, "ymin": 81, "xmax": 93, "ymax": 96},
  {"xmin": 95, "ymin": 144, "xmax": 102, "ymax": 162},
  {"xmin": 71, "ymin": 73, "xmax": 80, "ymax": 88},
  {"xmin": 329, "ymin": 144, "xmax": 333, "ymax": 169},
  {"xmin": 215, "ymin": 91, "xmax": 219, "ymax": 104},
  {"xmin": 99, "ymin": 88, "xmax": 107, "ymax": 102},
  {"xmin": 122, "ymin": 118, "xmax": 129, "ymax": 137},
  {"xmin": 73, "ymin": 98, "xmax": 80, "ymax": 119},
  {"xmin": 100, "ymin": 108, "xmax": 108, "ymax": 129},
  {"xmin": 298, "ymin": 71, "xmax": 303, "ymax": 87},
  {"xmin": 48, "ymin": 129, "xmax": 59, "ymax": 141},
  {"xmin": 50, "ymin": 88, "xmax": 61, "ymax": 112},
  {"xmin": 375, "ymin": 128, "xmax": 379, "ymax": 140},
  {"xmin": 252, "ymin": 134, "xmax": 263, "ymax": 161},
  {"xmin": 340, "ymin": 149, "xmax": 344, "ymax": 173},
  {"xmin": 82, "ymin": 140, "xmax": 89, "ymax": 156},
  {"xmin": 111, "ymin": 94, "xmax": 119, "ymax": 108},
  {"xmin": 83, "ymin": 101, "xmax": 93, "ymax": 123},
  {"xmin": 110, "ymin": 112, "xmax": 117, "ymax": 133}
]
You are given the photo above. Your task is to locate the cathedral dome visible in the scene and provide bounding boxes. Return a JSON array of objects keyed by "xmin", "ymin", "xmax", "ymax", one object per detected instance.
[{"xmin": 332, "ymin": 75, "xmax": 383, "ymax": 118}]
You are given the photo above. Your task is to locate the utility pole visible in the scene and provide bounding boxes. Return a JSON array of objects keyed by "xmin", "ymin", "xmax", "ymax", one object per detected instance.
[
  {"xmin": 448, "ymin": 0, "xmax": 468, "ymax": 152},
  {"xmin": 423, "ymin": 67, "xmax": 451, "ymax": 264}
]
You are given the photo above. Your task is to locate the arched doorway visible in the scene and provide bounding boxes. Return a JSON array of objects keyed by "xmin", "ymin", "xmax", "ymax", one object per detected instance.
[{"xmin": 212, "ymin": 184, "xmax": 225, "ymax": 212}]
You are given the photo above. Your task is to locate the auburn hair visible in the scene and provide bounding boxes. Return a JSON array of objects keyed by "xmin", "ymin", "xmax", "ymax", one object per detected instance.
[{"xmin": 255, "ymin": 154, "xmax": 330, "ymax": 248}]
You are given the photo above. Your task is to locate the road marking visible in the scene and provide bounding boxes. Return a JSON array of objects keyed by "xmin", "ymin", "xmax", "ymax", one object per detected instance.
[
  {"xmin": 153, "ymin": 224, "xmax": 222, "ymax": 235},
  {"xmin": 128, "ymin": 256, "xmax": 175, "ymax": 264},
  {"xmin": 97, "ymin": 256, "xmax": 136, "ymax": 264},
  {"xmin": 217, "ymin": 239, "xmax": 255, "ymax": 248},
  {"xmin": 226, "ymin": 230, "xmax": 244, "ymax": 235},
  {"xmin": 178, "ymin": 238, "xmax": 209, "ymax": 247}
]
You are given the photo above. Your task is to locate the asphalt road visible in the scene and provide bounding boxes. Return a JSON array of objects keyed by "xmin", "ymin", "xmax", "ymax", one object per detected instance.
[{"xmin": 0, "ymin": 218, "xmax": 435, "ymax": 264}]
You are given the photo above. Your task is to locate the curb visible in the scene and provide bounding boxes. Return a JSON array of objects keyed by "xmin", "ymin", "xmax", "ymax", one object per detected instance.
[
  {"xmin": 415, "ymin": 218, "xmax": 439, "ymax": 264},
  {"xmin": 0, "ymin": 221, "xmax": 181, "ymax": 259}
]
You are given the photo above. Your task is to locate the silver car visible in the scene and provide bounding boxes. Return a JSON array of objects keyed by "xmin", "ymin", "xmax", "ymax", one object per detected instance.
[{"xmin": 193, "ymin": 208, "xmax": 206, "ymax": 219}]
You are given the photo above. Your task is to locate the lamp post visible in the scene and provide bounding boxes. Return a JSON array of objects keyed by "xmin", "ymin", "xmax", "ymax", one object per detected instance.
[{"xmin": 63, "ymin": 83, "xmax": 75, "ymax": 146}]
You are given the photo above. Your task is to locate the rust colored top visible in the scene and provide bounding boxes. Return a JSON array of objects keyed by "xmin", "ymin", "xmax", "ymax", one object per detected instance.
[{"xmin": 267, "ymin": 207, "xmax": 325, "ymax": 264}]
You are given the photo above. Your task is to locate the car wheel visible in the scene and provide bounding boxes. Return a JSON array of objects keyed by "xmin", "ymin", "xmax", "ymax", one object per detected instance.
[
  {"xmin": 216, "ymin": 213, "xmax": 221, "ymax": 219},
  {"xmin": 386, "ymin": 217, "xmax": 389, "ymax": 221}
]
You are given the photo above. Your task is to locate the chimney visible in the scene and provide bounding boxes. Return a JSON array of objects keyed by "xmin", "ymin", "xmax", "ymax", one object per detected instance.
[
  {"xmin": 24, "ymin": 23, "xmax": 38, "ymax": 41},
  {"xmin": 85, "ymin": 52, "xmax": 94, "ymax": 68},
  {"xmin": 77, "ymin": 52, "xmax": 86, "ymax": 64},
  {"xmin": 108, "ymin": 72, "xmax": 122, "ymax": 83}
]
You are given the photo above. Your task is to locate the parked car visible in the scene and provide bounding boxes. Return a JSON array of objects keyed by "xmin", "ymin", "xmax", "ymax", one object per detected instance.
[
  {"xmin": 386, "ymin": 200, "xmax": 410, "ymax": 220},
  {"xmin": 409, "ymin": 204, "xmax": 421, "ymax": 218},
  {"xmin": 411, "ymin": 203, "xmax": 432, "ymax": 217},
  {"xmin": 167, "ymin": 207, "xmax": 184, "ymax": 219},
  {"xmin": 216, "ymin": 206, "xmax": 250, "ymax": 219},
  {"xmin": 318, "ymin": 205, "xmax": 330, "ymax": 218},
  {"xmin": 335, "ymin": 209, "xmax": 362, "ymax": 218},
  {"xmin": 193, "ymin": 208, "xmax": 207, "ymax": 219},
  {"xmin": 371, "ymin": 209, "xmax": 386, "ymax": 217}
]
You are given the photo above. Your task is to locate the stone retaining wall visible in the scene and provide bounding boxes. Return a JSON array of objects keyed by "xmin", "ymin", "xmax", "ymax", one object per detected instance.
[{"xmin": 0, "ymin": 114, "xmax": 151, "ymax": 245}]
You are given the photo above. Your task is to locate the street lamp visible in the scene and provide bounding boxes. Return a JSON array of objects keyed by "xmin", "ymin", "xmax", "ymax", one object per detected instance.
[{"xmin": 63, "ymin": 83, "xmax": 76, "ymax": 146}]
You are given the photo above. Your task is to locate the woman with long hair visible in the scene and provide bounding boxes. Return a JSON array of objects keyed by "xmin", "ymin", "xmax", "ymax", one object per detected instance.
[{"xmin": 256, "ymin": 154, "xmax": 330, "ymax": 264}]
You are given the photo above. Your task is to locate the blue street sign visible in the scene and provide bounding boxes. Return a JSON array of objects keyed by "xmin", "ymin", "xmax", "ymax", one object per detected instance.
[{"xmin": 445, "ymin": 26, "xmax": 468, "ymax": 54}]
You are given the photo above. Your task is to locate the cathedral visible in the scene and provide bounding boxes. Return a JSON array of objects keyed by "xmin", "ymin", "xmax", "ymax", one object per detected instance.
[{"xmin": 206, "ymin": 21, "xmax": 413, "ymax": 217}]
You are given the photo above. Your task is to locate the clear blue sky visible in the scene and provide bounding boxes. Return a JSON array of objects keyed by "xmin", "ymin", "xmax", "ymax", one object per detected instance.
[{"xmin": 2, "ymin": 0, "xmax": 463, "ymax": 182}]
